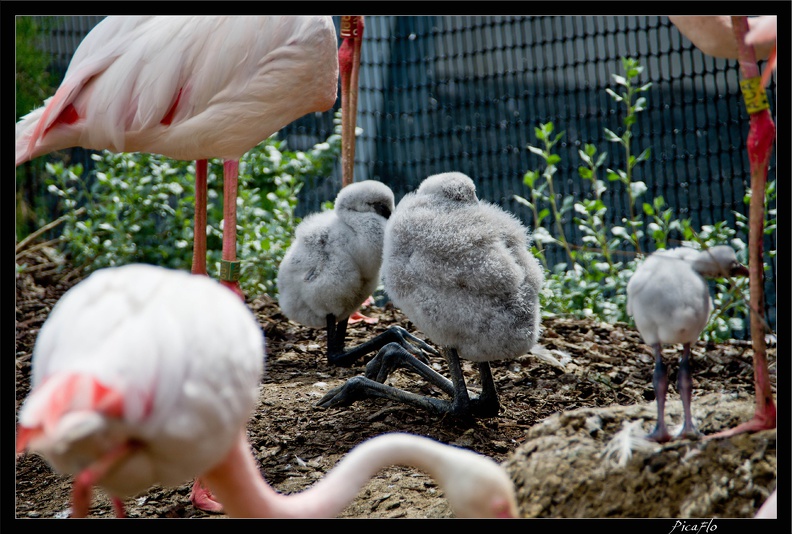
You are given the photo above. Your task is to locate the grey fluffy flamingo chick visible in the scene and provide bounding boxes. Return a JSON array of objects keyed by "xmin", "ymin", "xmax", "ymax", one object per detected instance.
[
  {"xmin": 318, "ymin": 172, "xmax": 545, "ymax": 418},
  {"xmin": 277, "ymin": 180, "xmax": 437, "ymax": 367},
  {"xmin": 626, "ymin": 246, "xmax": 749, "ymax": 442}
]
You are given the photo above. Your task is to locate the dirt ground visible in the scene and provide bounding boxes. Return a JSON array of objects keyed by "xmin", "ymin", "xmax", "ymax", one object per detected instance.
[{"xmin": 14, "ymin": 251, "xmax": 777, "ymax": 520}]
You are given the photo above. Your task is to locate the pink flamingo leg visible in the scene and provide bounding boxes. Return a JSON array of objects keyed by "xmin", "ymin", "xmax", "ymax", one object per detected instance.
[
  {"xmin": 219, "ymin": 160, "xmax": 244, "ymax": 300},
  {"xmin": 338, "ymin": 16, "xmax": 363, "ymax": 188},
  {"xmin": 340, "ymin": 17, "xmax": 373, "ymax": 319},
  {"xmin": 71, "ymin": 442, "xmax": 136, "ymax": 518},
  {"xmin": 708, "ymin": 16, "xmax": 776, "ymax": 440},
  {"xmin": 191, "ymin": 159, "xmax": 209, "ymax": 276},
  {"xmin": 189, "ymin": 477, "xmax": 225, "ymax": 514}
]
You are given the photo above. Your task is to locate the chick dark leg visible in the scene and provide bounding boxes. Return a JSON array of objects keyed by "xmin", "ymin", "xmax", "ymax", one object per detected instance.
[
  {"xmin": 326, "ymin": 315, "xmax": 348, "ymax": 360},
  {"xmin": 316, "ymin": 374, "xmax": 456, "ymax": 416},
  {"xmin": 647, "ymin": 343, "xmax": 672, "ymax": 443},
  {"xmin": 444, "ymin": 348, "xmax": 472, "ymax": 417},
  {"xmin": 676, "ymin": 342, "xmax": 701, "ymax": 440},
  {"xmin": 326, "ymin": 314, "xmax": 438, "ymax": 367},
  {"xmin": 316, "ymin": 345, "xmax": 474, "ymax": 418},
  {"xmin": 365, "ymin": 342, "xmax": 455, "ymax": 396},
  {"xmin": 471, "ymin": 362, "xmax": 501, "ymax": 417}
]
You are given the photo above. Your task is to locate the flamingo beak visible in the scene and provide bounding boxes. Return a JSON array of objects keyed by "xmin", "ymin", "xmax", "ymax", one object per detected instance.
[
  {"xmin": 731, "ymin": 262, "xmax": 750, "ymax": 277},
  {"xmin": 339, "ymin": 16, "xmax": 364, "ymax": 188}
]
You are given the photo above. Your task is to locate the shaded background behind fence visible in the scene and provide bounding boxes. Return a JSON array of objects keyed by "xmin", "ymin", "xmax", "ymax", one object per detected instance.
[{"xmin": 16, "ymin": 15, "xmax": 777, "ymax": 332}]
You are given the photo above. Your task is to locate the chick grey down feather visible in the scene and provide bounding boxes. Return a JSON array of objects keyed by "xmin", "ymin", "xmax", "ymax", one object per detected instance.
[
  {"xmin": 383, "ymin": 171, "xmax": 545, "ymax": 363},
  {"xmin": 626, "ymin": 245, "xmax": 749, "ymax": 442},
  {"xmin": 317, "ymin": 172, "xmax": 545, "ymax": 417},
  {"xmin": 626, "ymin": 246, "xmax": 747, "ymax": 347},
  {"xmin": 277, "ymin": 180, "xmax": 395, "ymax": 328}
]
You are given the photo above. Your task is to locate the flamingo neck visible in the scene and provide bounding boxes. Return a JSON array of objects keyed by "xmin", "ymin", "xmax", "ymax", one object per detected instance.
[{"xmin": 202, "ymin": 432, "xmax": 457, "ymax": 518}]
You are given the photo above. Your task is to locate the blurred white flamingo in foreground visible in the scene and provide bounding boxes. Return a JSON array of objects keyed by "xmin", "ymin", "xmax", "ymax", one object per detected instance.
[
  {"xmin": 16, "ymin": 264, "xmax": 518, "ymax": 518},
  {"xmin": 15, "ymin": 264, "xmax": 265, "ymax": 517}
]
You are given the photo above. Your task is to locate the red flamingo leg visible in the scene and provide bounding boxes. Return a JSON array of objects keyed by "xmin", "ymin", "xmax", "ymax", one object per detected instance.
[
  {"xmin": 71, "ymin": 442, "xmax": 136, "ymax": 518},
  {"xmin": 339, "ymin": 16, "xmax": 364, "ymax": 188},
  {"xmin": 219, "ymin": 159, "xmax": 244, "ymax": 300},
  {"xmin": 708, "ymin": 16, "xmax": 776, "ymax": 440},
  {"xmin": 192, "ymin": 159, "xmax": 209, "ymax": 276},
  {"xmin": 339, "ymin": 17, "xmax": 373, "ymax": 318}
]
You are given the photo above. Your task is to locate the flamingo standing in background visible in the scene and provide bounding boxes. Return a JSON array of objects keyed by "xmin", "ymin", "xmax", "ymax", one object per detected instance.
[
  {"xmin": 15, "ymin": 15, "xmax": 363, "ymax": 512},
  {"xmin": 15, "ymin": 16, "xmax": 349, "ymax": 300},
  {"xmin": 668, "ymin": 14, "xmax": 777, "ymax": 439},
  {"xmin": 16, "ymin": 264, "xmax": 519, "ymax": 519},
  {"xmin": 668, "ymin": 15, "xmax": 777, "ymax": 520}
]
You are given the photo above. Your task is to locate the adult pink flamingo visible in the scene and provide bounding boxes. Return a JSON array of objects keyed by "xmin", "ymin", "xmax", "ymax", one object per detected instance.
[
  {"xmin": 15, "ymin": 264, "xmax": 518, "ymax": 519},
  {"xmin": 15, "ymin": 15, "xmax": 363, "ymax": 512},
  {"xmin": 16, "ymin": 15, "xmax": 366, "ymax": 296}
]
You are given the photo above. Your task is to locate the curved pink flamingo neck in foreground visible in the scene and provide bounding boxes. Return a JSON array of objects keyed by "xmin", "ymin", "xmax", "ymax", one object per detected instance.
[{"xmin": 202, "ymin": 431, "xmax": 518, "ymax": 518}]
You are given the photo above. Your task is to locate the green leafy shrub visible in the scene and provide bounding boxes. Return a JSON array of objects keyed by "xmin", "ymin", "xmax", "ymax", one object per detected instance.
[
  {"xmin": 516, "ymin": 58, "xmax": 768, "ymax": 342},
  {"xmin": 44, "ymin": 116, "xmax": 342, "ymax": 298}
]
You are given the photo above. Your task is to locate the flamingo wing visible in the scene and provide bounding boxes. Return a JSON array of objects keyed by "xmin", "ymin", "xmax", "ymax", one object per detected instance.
[{"xmin": 16, "ymin": 16, "xmax": 339, "ymax": 165}]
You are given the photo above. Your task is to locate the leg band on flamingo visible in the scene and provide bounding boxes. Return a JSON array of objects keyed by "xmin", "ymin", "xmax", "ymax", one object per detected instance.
[
  {"xmin": 739, "ymin": 76, "xmax": 771, "ymax": 114},
  {"xmin": 219, "ymin": 260, "xmax": 242, "ymax": 282}
]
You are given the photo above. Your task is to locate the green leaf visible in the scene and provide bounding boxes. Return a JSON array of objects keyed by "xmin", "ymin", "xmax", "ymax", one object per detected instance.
[
  {"xmin": 611, "ymin": 226, "xmax": 630, "ymax": 238},
  {"xmin": 611, "ymin": 74, "xmax": 627, "ymax": 86},
  {"xmin": 512, "ymin": 195, "xmax": 533, "ymax": 209},
  {"xmin": 595, "ymin": 152, "xmax": 608, "ymax": 168},
  {"xmin": 605, "ymin": 88, "xmax": 623, "ymax": 102},
  {"xmin": 636, "ymin": 147, "xmax": 651, "ymax": 163},
  {"xmin": 523, "ymin": 170, "xmax": 539, "ymax": 187},
  {"xmin": 604, "ymin": 128, "xmax": 622, "ymax": 143}
]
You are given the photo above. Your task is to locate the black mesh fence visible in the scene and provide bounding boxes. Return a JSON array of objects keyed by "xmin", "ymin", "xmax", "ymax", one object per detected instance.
[{"xmin": 17, "ymin": 15, "xmax": 777, "ymax": 330}]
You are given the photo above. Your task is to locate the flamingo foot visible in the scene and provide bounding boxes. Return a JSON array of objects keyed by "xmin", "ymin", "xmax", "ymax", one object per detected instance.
[
  {"xmin": 348, "ymin": 296, "xmax": 378, "ymax": 324},
  {"xmin": 705, "ymin": 412, "xmax": 776, "ymax": 440},
  {"xmin": 645, "ymin": 425, "xmax": 672, "ymax": 444},
  {"xmin": 189, "ymin": 477, "xmax": 225, "ymax": 514},
  {"xmin": 348, "ymin": 311, "xmax": 378, "ymax": 325}
]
